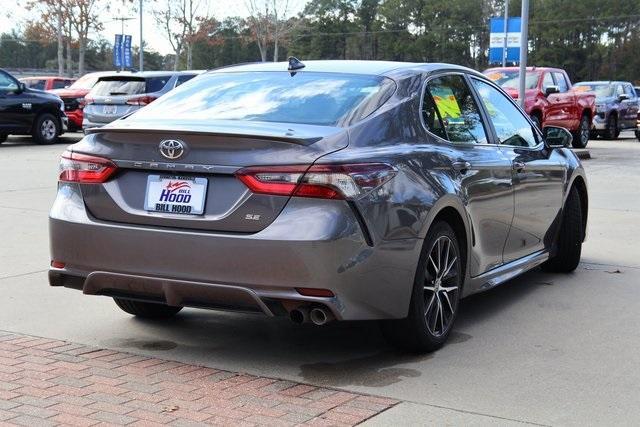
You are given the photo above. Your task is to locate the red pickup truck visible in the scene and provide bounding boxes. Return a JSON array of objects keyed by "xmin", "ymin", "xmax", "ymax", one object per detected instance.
[{"xmin": 483, "ymin": 67, "xmax": 595, "ymax": 148}]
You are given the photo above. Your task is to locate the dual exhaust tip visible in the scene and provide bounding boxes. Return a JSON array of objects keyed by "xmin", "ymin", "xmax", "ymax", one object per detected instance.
[{"xmin": 290, "ymin": 306, "xmax": 334, "ymax": 325}]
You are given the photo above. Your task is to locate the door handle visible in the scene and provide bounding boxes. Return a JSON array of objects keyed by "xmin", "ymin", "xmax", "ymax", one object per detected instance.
[
  {"xmin": 452, "ymin": 161, "xmax": 471, "ymax": 173},
  {"xmin": 512, "ymin": 161, "xmax": 526, "ymax": 172}
]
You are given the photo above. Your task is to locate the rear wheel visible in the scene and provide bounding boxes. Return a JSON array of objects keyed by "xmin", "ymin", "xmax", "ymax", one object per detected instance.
[
  {"xmin": 604, "ymin": 114, "xmax": 618, "ymax": 140},
  {"xmin": 382, "ymin": 221, "xmax": 463, "ymax": 353},
  {"xmin": 32, "ymin": 113, "xmax": 60, "ymax": 145},
  {"xmin": 543, "ymin": 187, "xmax": 583, "ymax": 273},
  {"xmin": 113, "ymin": 298, "xmax": 182, "ymax": 319},
  {"xmin": 571, "ymin": 114, "xmax": 590, "ymax": 148}
]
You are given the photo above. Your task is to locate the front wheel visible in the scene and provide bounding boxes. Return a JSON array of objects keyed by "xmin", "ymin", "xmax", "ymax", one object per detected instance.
[
  {"xmin": 571, "ymin": 115, "xmax": 590, "ymax": 148},
  {"xmin": 543, "ymin": 187, "xmax": 583, "ymax": 273},
  {"xmin": 381, "ymin": 221, "xmax": 463, "ymax": 353},
  {"xmin": 32, "ymin": 113, "xmax": 60, "ymax": 145},
  {"xmin": 113, "ymin": 298, "xmax": 183, "ymax": 319}
]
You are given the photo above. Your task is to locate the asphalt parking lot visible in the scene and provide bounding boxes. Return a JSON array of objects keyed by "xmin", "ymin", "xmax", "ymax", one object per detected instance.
[{"xmin": 1, "ymin": 131, "xmax": 639, "ymax": 426}]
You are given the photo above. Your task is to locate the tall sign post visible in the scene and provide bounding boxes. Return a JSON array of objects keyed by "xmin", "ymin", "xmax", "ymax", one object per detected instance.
[
  {"xmin": 517, "ymin": 0, "xmax": 530, "ymax": 107},
  {"xmin": 502, "ymin": 0, "xmax": 509, "ymax": 67},
  {"xmin": 139, "ymin": 0, "xmax": 144, "ymax": 71}
]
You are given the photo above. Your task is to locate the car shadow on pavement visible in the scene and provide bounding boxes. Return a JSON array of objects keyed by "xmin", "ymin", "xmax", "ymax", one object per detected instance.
[{"xmin": 97, "ymin": 267, "xmax": 557, "ymax": 388}]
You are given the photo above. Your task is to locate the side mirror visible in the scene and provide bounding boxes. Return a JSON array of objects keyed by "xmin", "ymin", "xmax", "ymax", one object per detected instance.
[
  {"xmin": 618, "ymin": 93, "xmax": 630, "ymax": 102},
  {"xmin": 545, "ymin": 85, "xmax": 560, "ymax": 96},
  {"xmin": 543, "ymin": 126, "xmax": 572, "ymax": 148}
]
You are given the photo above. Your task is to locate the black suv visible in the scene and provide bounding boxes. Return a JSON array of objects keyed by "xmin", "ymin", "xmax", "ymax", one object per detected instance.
[{"xmin": 0, "ymin": 69, "xmax": 68, "ymax": 144}]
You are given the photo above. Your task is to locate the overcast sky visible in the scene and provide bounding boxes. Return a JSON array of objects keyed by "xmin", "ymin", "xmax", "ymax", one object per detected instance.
[{"xmin": 1, "ymin": 0, "xmax": 304, "ymax": 55}]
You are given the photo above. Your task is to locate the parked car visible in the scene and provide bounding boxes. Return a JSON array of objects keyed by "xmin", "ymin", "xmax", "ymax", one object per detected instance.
[
  {"xmin": 634, "ymin": 86, "xmax": 640, "ymax": 141},
  {"xmin": 483, "ymin": 67, "xmax": 595, "ymax": 148},
  {"xmin": 82, "ymin": 71, "xmax": 201, "ymax": 130},
  {"xmin": 49, "ymin": 60, "xmax": 588, "ymax": 352},
  {"xmin": 20, "ymin": 76, "xmax": 75, "ymax": 91},
  {"xmin": 49, "ymin": 71, "xmax": 113, "ymax": 132},
  {"xmin": 0, "ymin": 69, "xmax": 68, "ymax": 144},
  {"xmin": 573, "ymin": 81, "xmax": 639, "ymax": 139}
]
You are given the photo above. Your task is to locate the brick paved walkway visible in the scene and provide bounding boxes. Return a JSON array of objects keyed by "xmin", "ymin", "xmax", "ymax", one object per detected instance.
[{"xmin": 0, "ymin": 332, "xmax": 397, "ymax": 426}]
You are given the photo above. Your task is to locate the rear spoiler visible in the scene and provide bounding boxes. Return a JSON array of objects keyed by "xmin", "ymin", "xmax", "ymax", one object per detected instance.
[{"xmin": 84, "ymin": 121, "xmax": 339, "ymax": 146}]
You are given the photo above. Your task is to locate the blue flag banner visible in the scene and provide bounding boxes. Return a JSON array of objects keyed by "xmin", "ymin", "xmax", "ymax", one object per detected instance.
[
  {"xmin": 113, "ymin": 34, "xmax": 123, "ymax": 68},
  {"xmin": 489, "ymin": 17, "xmax": 522, "ymax": 64},
  {"xmin": 123, "ymin": 35, "xmax": 132, "ymax": 68}
]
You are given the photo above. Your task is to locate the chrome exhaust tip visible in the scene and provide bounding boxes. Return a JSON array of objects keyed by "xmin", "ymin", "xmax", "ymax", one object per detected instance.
[{"xmin": 310, "ymin": 307, "xmax": 334, "ymax": 325}]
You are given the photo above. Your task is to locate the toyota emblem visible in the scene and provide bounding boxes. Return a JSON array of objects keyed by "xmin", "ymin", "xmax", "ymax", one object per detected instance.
[{"xmin": 159, "ymin": 139, "xmax": 185, "ymax": 160}]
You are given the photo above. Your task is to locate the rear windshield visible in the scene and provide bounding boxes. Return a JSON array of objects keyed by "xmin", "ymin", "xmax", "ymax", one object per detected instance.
[
  {"xmin": 90, "ymin": 76, "xmax": 171, "ymax": 96},
  {"xmin": 131, "ymin": 71, "xmax": 396, "ymax": 126}
]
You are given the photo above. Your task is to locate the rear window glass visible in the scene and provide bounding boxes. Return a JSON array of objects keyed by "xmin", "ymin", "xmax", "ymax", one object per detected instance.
[
  {"xmin": 90, "ymin": 76, "xmax": 171, "ymax": 96},
  {"xmin": 131, "ymin": 71, "xmax": 396, "ymax": 126},
  {"xmin": 574, "ymin": 83, "xmax": 614, "ymax": 99},
  {"xmin": 25, "ymin": 79, "xmax": 46, "ymax": 90}
]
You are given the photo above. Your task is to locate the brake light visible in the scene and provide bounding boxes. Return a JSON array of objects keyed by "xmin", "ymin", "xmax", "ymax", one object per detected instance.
[
  {"xmin": 126, "ymin": 95, "xmax": 157, "ymax": 106},
  {"xmin": 235, "ymin": 163, "xmax": 396, "ymax": 200},
  {"xmin": 58, "ymin": 151, "xmax": 117, "ymax": 184},
  {"xmin": 84, "ymin": 96, "xmax": 94, "ymax": 106}
]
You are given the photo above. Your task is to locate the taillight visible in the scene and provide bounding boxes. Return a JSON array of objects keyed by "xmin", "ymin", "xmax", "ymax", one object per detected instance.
[
  {"xmin": 58, "ymin": 151, "xmax": 117, "ymax": 184},
  {"xmin": 235, "ymin": 163, "xmax": 396, "ymax": 200},
  {"xmin": 84, "ymin": 96, "xmax": 94, "ymax": 106},
  {"xmin": 126, "ymin": 95, "xmax": 157, "ymax": 106}
]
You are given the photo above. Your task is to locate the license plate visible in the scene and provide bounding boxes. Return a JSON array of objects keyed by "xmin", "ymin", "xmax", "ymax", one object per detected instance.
[
  {"xmin": 144, "ymin": 175, "xmax": 208, "ymax": 215},
  {"xmin": 103, "ymin": 105, "xmax": 118, "ymax": 115}
]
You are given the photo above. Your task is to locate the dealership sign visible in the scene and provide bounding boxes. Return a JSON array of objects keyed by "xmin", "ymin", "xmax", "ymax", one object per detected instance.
[{"xmin": 489, "ymin": 17, "xmax": 522, "ymax": 64}]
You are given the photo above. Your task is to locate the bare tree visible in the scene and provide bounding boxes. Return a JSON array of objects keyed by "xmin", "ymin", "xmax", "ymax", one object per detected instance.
[
  {"xmin": 246, "ymin": 0, "xmax": 298, "ymax": 62},
  {"xmin": 67, "ymin": 0, "xmax": 103, "ymax": 76},
  {"xmin": 154, "ymin": 0, "xmax": 204, "ymax": 70},
  {"xmin": 25, "ymin": 0, "xmax": 73, "ymax": 75}
]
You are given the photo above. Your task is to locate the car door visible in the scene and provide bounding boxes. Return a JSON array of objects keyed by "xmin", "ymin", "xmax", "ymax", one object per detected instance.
[
  {"xmin": 621, "ymin": 83, "xmax": 638, "ymax": 128},
  {"xmin": 0, "ymin": 71, "xmax": 28, "ymax": 132},
  {"xmin": 470, "ymin": 77, "xmax": 565, "ymax": 262},
  {"xmin": 421, "ymin": 73, "xmax": 514, "ymax": 276},
  {"xmin": 547, "ymin": 71, "xmax": 574, "ymax": 128}
]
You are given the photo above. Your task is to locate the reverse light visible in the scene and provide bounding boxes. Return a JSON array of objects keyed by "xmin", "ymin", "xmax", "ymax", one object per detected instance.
[
  {"xmin": 126, "ymin": 95, "xmax": 157, "ymax": 106},
  {"xmin": 236, "ymin": 163, "xmax": 396, "ymax": 200},
  {"xmin": 58, "ymin": 151, "xmax": 117, "ymax": 184}
]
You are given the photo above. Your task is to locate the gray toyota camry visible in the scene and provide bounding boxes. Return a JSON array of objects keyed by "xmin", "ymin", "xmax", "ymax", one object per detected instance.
[{"xmin": 49, "ymin": 60, "xmax": 588, "ymax": 352}]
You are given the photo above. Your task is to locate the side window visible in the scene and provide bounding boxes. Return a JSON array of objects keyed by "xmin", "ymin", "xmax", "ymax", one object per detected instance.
[
  {"xmin": 542, "ymin": 72, "xmax": 554, "ymax": 91},
  {"xmin": 552, "ymin": 73, "xmax": 569, "ymax": 93},
  {"xmin": 616, "ymin": 84, "xmax": 624, "ymax": 96},
  {"xmin": 421, "ymin": 74, "xmax": 488, "ymax": 144},
  {"xmin": 175, "ymin": 74, "xmax": 195, "ymax": 88},
  {"xmin": 624, "ymin": 84, "xmax": 635, "ymax": 98},
  {"xmin": 0, "ymin": 72, "xmax": 18, "ymax": 91},
  {"xmin": 31, "ymin": 80, "xmax": 46, "ymax": 90},
  {"xmin": 471, "ymin": 78, "xmax": 538, "ymax": 148},
  {"xmin": 53, "ymin": 79, "xmax": 67, "ymax": 89}
]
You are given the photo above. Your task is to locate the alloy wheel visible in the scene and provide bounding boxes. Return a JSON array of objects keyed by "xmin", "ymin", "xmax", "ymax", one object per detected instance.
[
  {"xmin": 580, "ymin": 118, "xmax": 589, "ymax": 145},
  {"xmin": 41, "ymin": 119, "xmax": 57, "ymax": 141},
  {"xmin": 423, "ymin": 235, "xmax": 460, "ymax": 337}
]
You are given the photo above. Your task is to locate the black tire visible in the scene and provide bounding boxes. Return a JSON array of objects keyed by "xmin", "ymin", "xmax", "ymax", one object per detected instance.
[
  {"xmin": 589, "ymin": 130, "xmax": 599, "ymax": 140},
  {"xmin": 381, "ymin": 221, "xmax": 463, "ymax": 353},
  {"xmin": 32, "ymin": 113, "xmax": 60, "ymax": 145},
  {"xmin": 603, "ymin": 114, "xmax": 618, "ymax": 140},
  {"xmin": 113, "ymin": 298, "xmax": 182, "ymax": 319},
  {"xmin": 571, "ymin": 114, "xmax": 590, "ymax": 148},
  {"xmin": 0, "ymin": 134, "xmax": 7, "ymax": 144},
  {"xmin": 530, "ymin": 114, "xmax": 542, "ymax": 130},
  {"xmin": 543, "ymin": 187, "xmax": 583, "ymax": 273},
  {"xmin": 635, "ymin": 129, "xmax": 640, "ymax": 141}
]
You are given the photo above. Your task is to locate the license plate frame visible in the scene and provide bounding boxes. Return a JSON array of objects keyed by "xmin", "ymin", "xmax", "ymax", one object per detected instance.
[
  {"xmin": 102, "ymin": 105, "xmax": 118, "ymax": 115},
  {"xmin": 144, "ymin": 175, "xmax": 208, "ymax": 216}
]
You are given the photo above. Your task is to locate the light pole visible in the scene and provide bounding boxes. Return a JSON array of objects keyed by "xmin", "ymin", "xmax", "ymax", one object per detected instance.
[
  {"xmin": 517, "ymin": 0, "xmax": 529, "ymax": 107},
  {"xmin": 139, "ymin": 0, "xmax": 144, "ymax": 71},
  {"xmin": 502, "ymin": 0, "xmax": 509, "ymax": 67}
]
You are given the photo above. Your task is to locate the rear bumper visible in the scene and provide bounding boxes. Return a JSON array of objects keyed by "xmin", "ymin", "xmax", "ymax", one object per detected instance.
[{"xmin": 49, "ymin": 183, "xmax": 421, "ymax": 320}]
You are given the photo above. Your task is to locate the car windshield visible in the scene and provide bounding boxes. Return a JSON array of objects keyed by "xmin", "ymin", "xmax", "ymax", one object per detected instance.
[
  {"xmin": 130, "ymin": 71, "xmax": 396, "ymax": 126},
  {"xmin": 574, "ymin": 83, "xmax": 615, "ymax": 99},
  {"xmin": 484, "ymin": 70, "xmax": 540, "ymax": 90}
]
